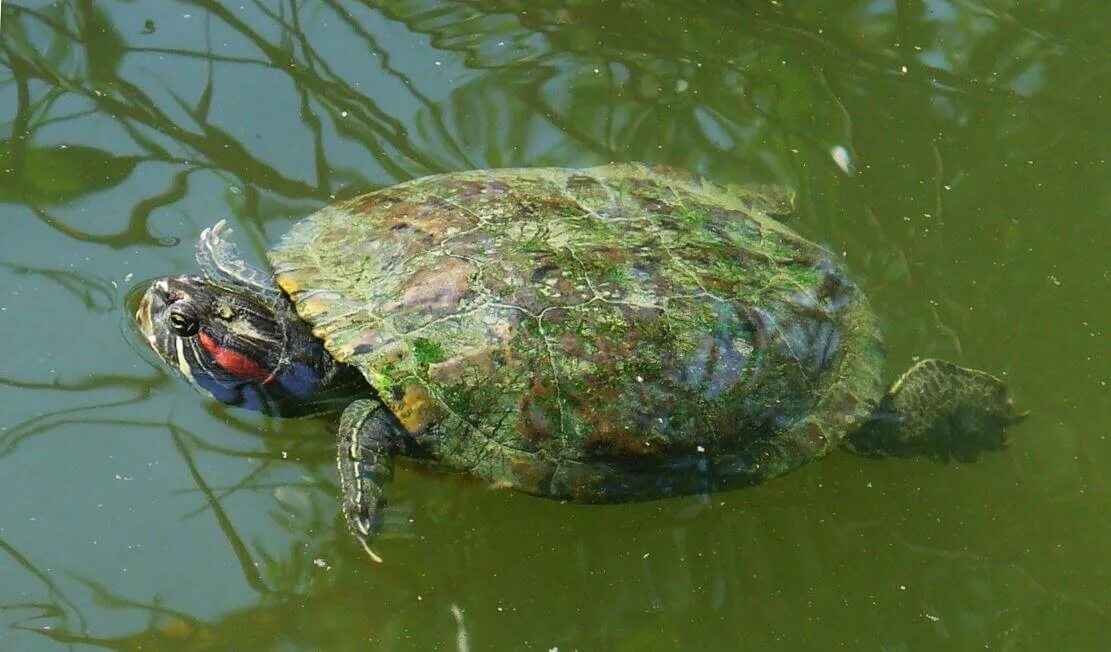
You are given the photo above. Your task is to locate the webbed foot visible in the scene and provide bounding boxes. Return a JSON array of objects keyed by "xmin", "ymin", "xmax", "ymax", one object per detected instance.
[{"xmin": 845, "ymin": 359, "xmax": 1026, "ymax": 462}]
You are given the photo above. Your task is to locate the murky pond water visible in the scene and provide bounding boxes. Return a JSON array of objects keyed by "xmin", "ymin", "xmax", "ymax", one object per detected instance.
[{"xmin": 2, "ymin": 1, "xmax": 1108, "ymax": 649}]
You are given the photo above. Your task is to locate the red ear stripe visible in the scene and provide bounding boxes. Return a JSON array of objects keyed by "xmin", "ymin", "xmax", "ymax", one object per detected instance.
[{"xmin": 198, "ymin": 331, "xmax": 274, "ymax": 383}]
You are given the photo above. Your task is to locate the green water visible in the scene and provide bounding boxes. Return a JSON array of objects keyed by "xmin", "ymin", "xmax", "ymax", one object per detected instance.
[{"xmin": 1, "ymin": 1, "xmax": 1107, "ymax": 649}]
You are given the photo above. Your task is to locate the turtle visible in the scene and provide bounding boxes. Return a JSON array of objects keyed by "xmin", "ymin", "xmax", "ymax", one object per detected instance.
[{"xmin": 134, "ymin": 164, "xmax": 1023, "ymax": 558}]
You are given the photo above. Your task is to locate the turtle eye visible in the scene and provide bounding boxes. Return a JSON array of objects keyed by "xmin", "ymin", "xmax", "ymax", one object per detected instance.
[{"xmin": 167, "ymin": 303, "xmax": 200, "ymax": 337}]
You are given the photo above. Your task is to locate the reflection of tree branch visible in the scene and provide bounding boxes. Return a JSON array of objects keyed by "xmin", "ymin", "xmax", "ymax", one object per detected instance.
[
  {"xmin": 0, "ymin": 402, "xmax": 160, "ymax": 459},
  {"xmin": 180, "ymin": 468, "xmax": 317, "ymax": 522},
  {"xmin": 0, "ymin": 262, "xmax": 116, "ymax": 311},
  {"xmin": 0, "ymin": 537, "xmax": 90, "ymax": 639},
  {"xmin": 170, "ymin": 416, "xmax": 331, "ymax": 520},
  {"xmin": 321, "ymin": 0, "xmax": 477, "ymax": 169},
  {"xmin": 0, "ymin": 371, "xmax": 157, "ymax": 392},
  {"xmin": 281, "ymin": 1, "xmax": 332, "ymax": 194},
  {"xmin": 7, "ymin": 24, "xmax": 321, "ymax": 194},
  {"xmin": 169, "ymin": 424, "xmax": 272, "ymax": 594},
  {"xmin": 124, "ymin": 169, "xmax": 195, "ymax": 245},
  {"xmin": 171, "ymin": 429, "xmax": 294, "ymax": 461},
  {"xmin": 842, "ymin": 518, "xmax": 1108, "ymax": 618},
  {"xmin": 4, "ymin": 3, "xmax": 79, "ymax": 40},
  {"xmin": 183, "ymin": 0, "xmax": 438, "ymax": 179},
  {"xmin": 8, "ymin": 52, "xmax": 33, "ymax": 180},
  {"xmin": 0, "ymin": 1, "xmax": 1103, "ymax": 645},
  {"xmin": 173, "ymin": 481, "xmax": 321, "ymax": 508}
]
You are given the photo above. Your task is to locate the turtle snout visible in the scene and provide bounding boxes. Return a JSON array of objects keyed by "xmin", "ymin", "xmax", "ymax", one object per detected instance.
[
  {"xmin": 135, "ymin": 277, "xmax": 192, "ymax": 351},
  {"xmin": 135, "ymin": 281, "xmax": 166, "ymax": 346}
]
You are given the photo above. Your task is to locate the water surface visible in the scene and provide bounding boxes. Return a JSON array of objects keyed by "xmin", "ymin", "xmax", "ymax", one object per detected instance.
[{"xmin": 1, "ymin": 1, "xmax": 1108, "ymax": 649}]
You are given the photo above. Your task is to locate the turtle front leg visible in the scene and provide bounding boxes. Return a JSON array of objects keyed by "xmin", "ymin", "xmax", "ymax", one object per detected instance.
[
  {"xmin": 337, "ymin": 398, "xmax": 404, "ymax": 561},
  {"xmin": 196, "ymin": 221, "xmax": 285, "ymax": 306}
]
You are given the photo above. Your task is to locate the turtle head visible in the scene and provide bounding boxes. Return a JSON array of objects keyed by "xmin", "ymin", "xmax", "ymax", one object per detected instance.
[
  {"xmin": 134, "ymin": 222, "xmax": 365, "ymax": 417},
  {"xmin": 135, "ymin": 275, "xmax": 359, "ymax": 416}
]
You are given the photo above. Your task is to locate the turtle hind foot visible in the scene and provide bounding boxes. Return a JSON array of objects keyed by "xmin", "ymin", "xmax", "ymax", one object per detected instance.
[{"xmin": 845, "ymin": 359, "xmax": 1026, "ymax": 462}]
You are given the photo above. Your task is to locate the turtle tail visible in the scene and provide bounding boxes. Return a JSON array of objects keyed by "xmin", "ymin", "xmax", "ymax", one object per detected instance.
[{"xmin": 844, "ymin": 359, "xmax": 1026, "ymax": 462}]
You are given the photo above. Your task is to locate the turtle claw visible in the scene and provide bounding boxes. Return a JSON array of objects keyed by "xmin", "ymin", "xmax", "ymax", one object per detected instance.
[
  {"xmin": 357, "ymin": 537, "xmax": 384, "ymax": 563},
  {"xmin": 337, "ymin": 399, "xmax": 403, "ymax": 562},
  {"xmin": 195, "ymin": 220, "xmax": 284, "ymax": 303},
  {"xmin": 198, "ymin": 219, "xmax": 230, "ymax": 250}
]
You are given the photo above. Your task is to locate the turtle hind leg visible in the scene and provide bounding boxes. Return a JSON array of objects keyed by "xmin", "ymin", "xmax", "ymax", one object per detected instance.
[
  {"xmin": 845, "ymin": 359, "xmax": 1025, "ymax": 462},
  {"xmin": 337, "ymin": 398, "xmax": 404, "ymax": 562}
]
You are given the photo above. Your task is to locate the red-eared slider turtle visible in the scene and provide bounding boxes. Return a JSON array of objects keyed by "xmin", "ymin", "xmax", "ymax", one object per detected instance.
[{"xmin": 134, "ymin": 164, "xmax": 1022, "ymax": 558}]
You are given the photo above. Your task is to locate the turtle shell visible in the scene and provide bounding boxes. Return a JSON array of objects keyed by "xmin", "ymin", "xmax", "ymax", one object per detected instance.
[{"xmin": 268, "ymin": 164, "xmax": 883, "ymax": 501}]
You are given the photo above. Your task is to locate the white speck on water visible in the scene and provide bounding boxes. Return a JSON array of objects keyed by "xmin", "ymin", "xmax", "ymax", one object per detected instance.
[
  {"xmin": 900, "ymin": 585, "xmax": 907, "ymax": 591},
  {"xmin": 451, "ymin": 604, "xmax": 470, "ymax": 652},
  {"xmin": 340, "ymin": 111, "xmax": 348, "ymax": 117},
  {"xmin": 675, "ymin": 79, "xmax": 689, "ymax": 93},
  {"xmin": 636, "ymin": 375, "xmax": 644, "ymax": 382},
  {"xmin": 123, "ymin": 272, "xmax": 134, "ymax": 283},
  {"xmin": 925, "ymin": 613, "xmax": 940, "ymax": 622},
  {"xmin": 830, "ymin": 145, "xmax": 853, "ymax": 175},
  {"xmin": 642, "ymin": 552, "xmax": 650, "ymax": 559},
  {"xmin": 900, "ymin": 65, "xmax": 909, "ymax": 74},
  {"xmin": 696, "ymin": 445, "xmax": 705, "ymax": 453}
]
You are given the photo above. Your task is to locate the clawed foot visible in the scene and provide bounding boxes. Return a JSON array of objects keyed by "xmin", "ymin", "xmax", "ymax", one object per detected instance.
[
  {"xmin": 336, "ymin": 398, "xmax": 402, "ymax": 562},
  {"xmin": 846, "ymin": 359, "xmax": 1025, "ymax": 461}
]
